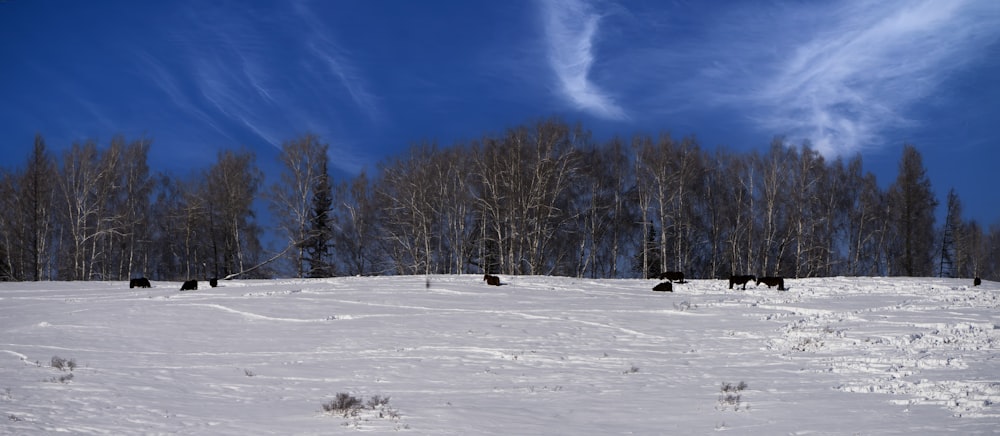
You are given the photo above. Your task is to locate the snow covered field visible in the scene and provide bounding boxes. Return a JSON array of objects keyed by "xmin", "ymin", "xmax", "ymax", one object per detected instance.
[{"xmin": 2, "ymin": 275, "xmax": 998, "ymax": 434}]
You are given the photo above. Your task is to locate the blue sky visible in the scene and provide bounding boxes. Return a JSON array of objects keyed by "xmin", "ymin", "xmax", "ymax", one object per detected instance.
[{"xmin": 2, "ymin": 0, "xmax": 999, "ymax": 225}]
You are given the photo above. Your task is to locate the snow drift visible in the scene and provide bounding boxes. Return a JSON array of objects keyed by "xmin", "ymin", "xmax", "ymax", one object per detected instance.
[{"xmin": 2, "ymin": 276, "xmax": 997, "ymax": 434}]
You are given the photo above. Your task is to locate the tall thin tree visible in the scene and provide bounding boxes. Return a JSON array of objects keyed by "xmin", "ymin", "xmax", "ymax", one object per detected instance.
[
  {"xmin": 304, "ymin": 151, "xmax": 334, "ymax": 277},
  {"xmin": 939, "ymin": 189, "xmax": 962, "ymax": 278},
  {"xmin": 887, "ymin": 144, "xmax": 938, "ymax": 276},
  {"xmin": 268, "ymin": 134, "xmax": 328, "ymax": 277},
  {"xmin": 21, "ymin": 134, "xmax": 56, "ymax": 280}
]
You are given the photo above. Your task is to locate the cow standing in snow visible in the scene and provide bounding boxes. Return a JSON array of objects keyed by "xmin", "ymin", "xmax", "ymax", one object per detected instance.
[
  {"xmin": 483, "ymin": 274, "xmax": 501, "ymax": 286},
  {"xmin": 728, "ymin": 275, "xmax": 755, "ymax": 290},
  {"xmin": 658, "ymin": 271, "xmax": 685, "ymax": 283},
  {"xmin": 652, "ymin": 282, "xmax": 673, "ymax": 292},
  {"xmin": 756, "ymin": 276, "xmax": 785, "ymax": 291}
]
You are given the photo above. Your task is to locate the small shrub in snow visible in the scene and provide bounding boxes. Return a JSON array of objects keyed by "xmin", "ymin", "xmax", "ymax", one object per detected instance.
[
  {"xmin": 323, "ymin": 393, "xmax": 403, "ymax": 427},
  {"xmin": 243, "ymin": 368, "xmax": 256, "ymax": 377},
  {"xmin": 623, "ymin": 365, "xmax": 640, "ymax": 374},
  {"xmin": 366, "ymin": 394, "xmax": 390, "ymax": 409},
  {"xmin": 50, "ymin": 356, "xmax": 76, "ymax": 371},
  {"xmin": 717, "ymin": 381, "xmax": 748, "ymax": 411},
  {"xmin": 793, "ymin": 337, "xmax": 823, "ymax": 352},
  {"xmin": 323, "ymin": 393, "xmax": 362, "ymax": 415},
  {"xmin": 45, "ymin": 373, "xmax": 74, "ymax": 384}
]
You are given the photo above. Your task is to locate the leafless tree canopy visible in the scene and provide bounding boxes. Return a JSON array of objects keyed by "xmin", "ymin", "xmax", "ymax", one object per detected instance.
[{"xmin": 1, "ymin": 121, "xmax": 998, "ymax": 281}]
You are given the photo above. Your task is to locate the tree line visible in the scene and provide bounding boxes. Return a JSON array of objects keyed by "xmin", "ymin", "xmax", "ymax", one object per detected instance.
[
  {"xmin": 1, "ymin": 118, "xmax": 998, "ymax": 282},
  {"xmin": 0, "ymin": 135, "xmax": 263, "ymax": 281}
]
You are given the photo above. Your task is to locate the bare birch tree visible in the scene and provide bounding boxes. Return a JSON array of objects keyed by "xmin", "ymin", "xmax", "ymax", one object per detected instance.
[
  {"xmin": 332, "ymin": 170, "xmax": 379, "ymax": 276},
  {"xmin": 267, "ymin": 134, "xmax": 328, "ymax": 277},
  {"xmin": 55, "ymin": 140, "xmax": 103, "ymax": 280},
  {"xmin": 204, "ymin": 150, "xmax": 263, "ymax": 278}
]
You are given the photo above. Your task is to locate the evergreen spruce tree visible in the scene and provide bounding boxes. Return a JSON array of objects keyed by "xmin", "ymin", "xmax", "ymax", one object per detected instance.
[
  {"xmin": 888, "ymin": 145, "xmax": 938, "ymax": 276},
  {"xmin": 23, "ymin": 134, "xmax": 56, "ymax": 281},
  {"xmin": 939, "ymin": 189, "xmax": 961, "ymax": 278},
  {"xmin": 634, "ymin": 222, "xmax": 662, "ymax": 279},
  {"xmin": 304, "ymin": 151, "xmax": 334, "ymax": 277},
  {"xmin": 0, "ymin": 237, "xmax": 9, "ymax": 281}
]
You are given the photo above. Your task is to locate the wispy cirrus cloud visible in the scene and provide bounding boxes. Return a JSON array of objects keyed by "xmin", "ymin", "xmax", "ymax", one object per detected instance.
[
  {"xmin": 540, "ymin": 0, "xmax": 626, "ymax": 120},
  {"xmin": 194, "ymin": 51, "xmax": 285, "ymax": 149},
  {"xmin": 136, "ymin": 51, "xmax": 236, "ymax": 145},
  {"xmin": 706, "ymin": 0, "xmax": 1000, "ymax": 156},
  {"xmin": 133, "ymin": 1, "xmax": 377, "ymax": 174},
  {"xmin": 293, "ymin": 1, "xmax": 382, "ymax": 125},
  {"xmin": 596, "ymin": 0, "xmax": 1000, "ymax": 155}
]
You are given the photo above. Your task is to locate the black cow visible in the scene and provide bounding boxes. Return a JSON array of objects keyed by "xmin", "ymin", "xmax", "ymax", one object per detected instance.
[
  {"xmin": 756, "ymin": 276, "xmax": 785, "ymax": 291},
  {"xmin": 209, "ymin": 278, "xmax": 219, "ymax": 288},
  {"xmin": 652, "ymin": 281, "xmax": 673, "ymax": 292},
  {"xmin": 180, "ymin": 280, "xmax": 198, "ymax": 291},
  {"xmin": 974, "ymin": 277, "xmax": 982, "ymax": 286},
  {"xmin": 658, "ymin": 271, "xmax": 685, "ymax": 283},
  {"xmin": 483, "ymin": 274, "xmax": 501, "ymax": 286},
  {"xmin": 728, "ymin": 275, "xmax": 755, "ymax": 290},
  {"xmin": 129, "ymin": 277, "xmax": 151, "ymax": 289}
]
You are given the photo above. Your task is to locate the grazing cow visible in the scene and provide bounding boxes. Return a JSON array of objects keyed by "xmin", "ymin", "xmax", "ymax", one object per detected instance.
[
  {"xmin": 658, "ymin": 271, "xmax": 685, "ymax": 283},
  {"xmin": 483, "ymin": 274, "xmax": 501, "ymax": 286},
  {"xmin": 756, "ymin": 276, "xmax": 785, "ymax": 291},
  {"xmin": 129, "ymin": 277, "xmax": 151, "ymax": 289},
  {"xmin": 728, "ymin": 275, "xmax": 755, "ymax": 290},
  {"xmin": 974, "ymin": 277, "xmax": 982, "ymax": 286},
  {"xmin": 209, "ymin": 278, "xmax": 219, "ymax": 288},
  {"xmin": 180, "ymin": 280, "xmax": 198, "ymax": 291},
  {"xmin": 652, "ymin": 281, "xmax": 673, "ymax": 292}
]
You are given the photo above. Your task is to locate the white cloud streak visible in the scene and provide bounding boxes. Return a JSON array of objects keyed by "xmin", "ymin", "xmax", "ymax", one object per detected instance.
[
  {"xmin": 728, "ymin": 0, "xmax": 1000, "ymax": 155},
  {"xmin": 293, "ymin": 1, "xmax": 382, "ymax": 124},
  {"xmin": 141, "ymin": 1, "xmax": 377, "ymax": 175},
  {"xmin": 195, "ymin": 53, "xmax": 284, "ymax": 149},
  {"xmin": 541, "ymin": 0, "xmax": 626, "ymax": 120},
  {"xmin": 306, "ymin": 42, "xmax": 382, "ymax": 124},
  {"xmin": 598, "ymin": 0, "xmax": 999, "ymax": 155},
  {"xmin": 136, "ymin": 51, "xmax": 235, "ymax": 144}
]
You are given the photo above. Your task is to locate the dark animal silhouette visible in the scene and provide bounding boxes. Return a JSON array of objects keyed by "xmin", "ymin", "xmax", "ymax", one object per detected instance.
[
  {"xmin": 756, "ymin": 276, "xmax": 785, "ymax": 291},
  {"xmin": 652, "ymin": 281, "xmax": 673, "ymax": 292},
  {"xmin": 209, "ymin": 278, "xmax": 219, "ymax": 288},
  {"xmin": 483, "ymin": 274, "xmax": 501, "ymax": 286},
  {"xmin": 129, "ymin": 277, "xmax": 151, "ymax": 289},
  {"xmin": 728, "ymin": 275, "xmax": 755, "ymax": 290},
  {"xmin": 180, "ymin": 280, "xmax": 198, "ymax": 291},
  {"xmin": 658, "ymin": 271, "xmax": 685, "ymax": 283},
  {"xmin": 974, "ymin": 277, "xmax": 982, "ymax": 286}
]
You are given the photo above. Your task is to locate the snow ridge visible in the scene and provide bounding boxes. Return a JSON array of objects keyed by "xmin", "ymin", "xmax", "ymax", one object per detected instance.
[{"xmin": 1, "ymin": 276, "xmax": 997, "ymax": 433}]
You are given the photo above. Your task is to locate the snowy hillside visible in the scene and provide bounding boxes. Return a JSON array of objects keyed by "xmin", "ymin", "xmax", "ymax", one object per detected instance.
[{"xmin": 2, "ymin": 276, "xmax": 998, "ymax": 434}]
